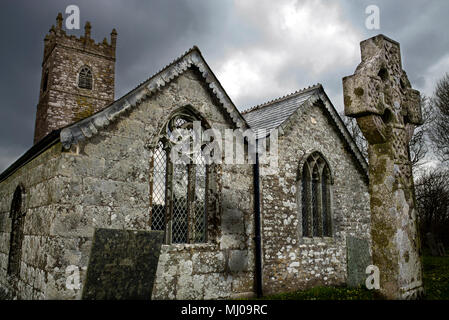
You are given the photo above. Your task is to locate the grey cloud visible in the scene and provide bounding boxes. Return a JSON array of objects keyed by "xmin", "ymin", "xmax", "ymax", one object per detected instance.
[{"xmin": 0, "ymin": 0, "xmax": 448, "ymax": 172}]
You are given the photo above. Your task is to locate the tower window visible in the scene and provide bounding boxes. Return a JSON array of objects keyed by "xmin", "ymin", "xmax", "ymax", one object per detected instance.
[{"xmin": 78, "ymin": 66, "xmax": 92, "ymax": 90}]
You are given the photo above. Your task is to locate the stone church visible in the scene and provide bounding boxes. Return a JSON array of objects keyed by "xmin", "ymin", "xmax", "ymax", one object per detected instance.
[{"xmin": 0, "ymin": 15, "xmax": 371, "ymax": 299}]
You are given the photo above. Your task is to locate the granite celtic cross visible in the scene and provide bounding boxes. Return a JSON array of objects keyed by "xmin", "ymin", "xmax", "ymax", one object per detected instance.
[{"xmin": 343, "ymin": 34, "xmax": 424, "ymax": 299}]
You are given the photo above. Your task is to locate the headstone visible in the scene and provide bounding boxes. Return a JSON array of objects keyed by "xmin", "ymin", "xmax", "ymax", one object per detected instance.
[
  {"xmin": 437, "ymin": 242, "xmax": 446, "ymax": 257},
  {"xmin": 347, "ymin": 236, "xmax": 372, "ymax": 287},
  {"xmin": 82, "ymin": 228, "xmax": 164, "ymax": 300},
  {"xmin": 426, "ymin": 232, "xmax": 439, "ymax": 256},
  {"xmin": 343, "ymin": 34, "xmax": 424, "ymax": 299}
]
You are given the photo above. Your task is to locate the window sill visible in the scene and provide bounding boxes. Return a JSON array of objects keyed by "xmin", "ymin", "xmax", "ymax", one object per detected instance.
[
  {"xmin": 161, "ymin": 242, "xmax": 218, "ymax": 253},
  {"xmin": 298, "ymin": 236, "xmax": 335, "ymax": 245}
]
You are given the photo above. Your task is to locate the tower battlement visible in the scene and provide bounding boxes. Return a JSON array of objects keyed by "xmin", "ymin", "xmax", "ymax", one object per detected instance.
[
  {"xmin": 34, "ymin": 13, "xmax": 117, "ymax": 144},
  {"xmin": 42, "ymin": 13, "xmax": 117, "ymax": 66}
]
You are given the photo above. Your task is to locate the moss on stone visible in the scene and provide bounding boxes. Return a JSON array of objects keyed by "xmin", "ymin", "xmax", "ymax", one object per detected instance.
[
  {"xmin": 371, "ymin": 197, "xmax": 382, "ymax": 208},
  {"xmin": 344, "ymin": 95, "xmax": 352, "ymax": 107},
  {"xmin": 354, "ymin": 87, "xmax": 364, "ymax": 97}
]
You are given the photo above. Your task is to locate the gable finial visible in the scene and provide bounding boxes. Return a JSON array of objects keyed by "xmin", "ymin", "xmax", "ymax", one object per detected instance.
[
  {"xmin": 56, "ymin": 12, "xmax": 63, "ymax": 30},
  {"xmin": 110, "ymin": 28, "xmax": 117, "ymax": 48},
  {"xmin": 84, "ymin": 21, "xmax": 92, "ymax": 40}
]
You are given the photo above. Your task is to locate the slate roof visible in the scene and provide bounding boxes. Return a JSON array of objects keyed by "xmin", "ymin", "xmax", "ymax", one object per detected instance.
[
  {"xmin": 242, "ymin": 84, "xmax": 321, "ymax": 138},
  {"xmin": 242, "ymin": 84, "xmax": 369, "ymax": 175}
]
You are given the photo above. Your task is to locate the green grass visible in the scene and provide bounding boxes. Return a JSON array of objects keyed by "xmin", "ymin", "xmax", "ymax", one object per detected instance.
[
  {"xmin": 258, "ymin": 285, "xmax": 377, "ymax": 300},
  {"xmin": 422, "ymin": 255, "xmax": 449, "ymax": 300},
  {"xmin": 255, "ymin": 254, "xmax": 449, "ymax": 300}
]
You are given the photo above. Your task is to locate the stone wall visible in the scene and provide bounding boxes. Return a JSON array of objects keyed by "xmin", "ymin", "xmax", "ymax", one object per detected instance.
[
  {"xmin": 0, "ymin": 143, "xmax": 65, "ymax": 299},
  {"xmin": 259, "ymin": 101, "xmax": 371, "ymax": 295},
  {"xmin": 0, "ymin": 68, "xmax": 255, "ymax": 299},
  {"xmin": 1, "ymin": 67, "xmax": 371, "ymax": 300}
]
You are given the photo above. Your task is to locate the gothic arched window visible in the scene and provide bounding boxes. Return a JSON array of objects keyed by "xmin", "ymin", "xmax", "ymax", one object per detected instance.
[
  {"xmin": 7, "ymin": 185, "xmax": 26, "ymax": 277},
  {"xmin": 150, "ymin": 112, "xmax": 208, "ymax": 244},
  {"xmin": 300, "ymin": 152, "xmax": 332, "ymax": 237},
  {"xmin": 78, "ymin": 66, "xmax": 92, "ymax": 90},
  {"xmin": 301, "ymin": 164, "xmax": 311, "ymax": 237}
]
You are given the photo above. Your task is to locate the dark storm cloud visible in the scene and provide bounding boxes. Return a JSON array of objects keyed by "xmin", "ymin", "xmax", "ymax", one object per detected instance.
[
  {"xmin": 1, "ymin": 0, "xmax": 448, "ymax": 172},
  {"xmin": 0, "ymin": 0, "xmax": 232, "ymax": 171},
  {"xmin": 340, "ymin": 0, "xmax": 449, "ymax": 91}
]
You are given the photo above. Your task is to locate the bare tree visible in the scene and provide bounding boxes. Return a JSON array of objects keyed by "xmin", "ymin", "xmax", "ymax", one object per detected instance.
[
  {"xmin": 429, "ymin": 73, "xmax": 449, "ymax": 162},
  {"xmin": 340, "ymin": 95, "xmax": 430, "ymax": 168},
  {"xmin": 415, "ymin": 168, "xmax": 449, "ymax": 247},
  {"xmin": 340, "ymin": 113, "xmax": 368, "ymax": 161},
  {"xmin": 409, "ymin": 95, "xmax": 432, "ymax": 168}
]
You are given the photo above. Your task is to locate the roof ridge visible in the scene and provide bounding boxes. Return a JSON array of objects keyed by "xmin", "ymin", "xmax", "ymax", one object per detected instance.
[
  {"xmin": 59, "ymin": 45, "xmax": 249, "ymax": 149},
  {"xmin": 56, "ymin": 46, "xmax": 201, "ymax": 132},
  {"xmin": 241, "ymin": 83, "xmax": 322, "ymax": 114}
]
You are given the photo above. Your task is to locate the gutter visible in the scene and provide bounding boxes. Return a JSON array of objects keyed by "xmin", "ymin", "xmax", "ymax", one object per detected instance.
[{"xmin": 253, "ymin": 139, "xmax": 263, "ymax": 298}]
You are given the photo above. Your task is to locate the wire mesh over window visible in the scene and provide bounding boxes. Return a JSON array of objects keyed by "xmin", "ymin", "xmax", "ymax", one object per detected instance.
[
  {"xmin": 300, "ymin": 152, "xmax": 333, "ymax": 238},
  {"xmin": 78, "ymin": 66, "xmax": 92, "ymax": 90},
  {"xmin": 172, "ymin": 161, "xmax": 189, "ymax": 243},
  {"xmin": 150, "ymin": 112, "xmax": 209, "ymax": 244},
  {"xmin": 192, "ymin": 152, "xmax": 207, "ymax": 243},
  {"xmin": 151, "ymin": 141, "xmax": 167, "ymax": 232}
]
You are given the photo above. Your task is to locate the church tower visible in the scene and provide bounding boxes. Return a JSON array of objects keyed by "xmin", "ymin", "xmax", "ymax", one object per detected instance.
[{"xmin": 34, "ymin": 13, "xmax": 117, "ymax": 144}]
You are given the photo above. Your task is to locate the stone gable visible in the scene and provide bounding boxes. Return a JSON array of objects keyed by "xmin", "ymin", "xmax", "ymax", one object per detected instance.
[
  {"xmin": 259, "ymin": 100, "xmax": 370, "ymax": 294},
  {"xmin": 0, "ymin": 67, "xmax": 255, "ymax": 299}
]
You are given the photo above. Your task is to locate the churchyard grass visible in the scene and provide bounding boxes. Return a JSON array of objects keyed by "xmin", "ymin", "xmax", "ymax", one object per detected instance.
[
  {"xmin": 252, "ymin": 253, "xmax": 449, "ymax": 300},
  {"xmin": 422, "ymin": 254, "xmax": 449, "ymax": 300}
]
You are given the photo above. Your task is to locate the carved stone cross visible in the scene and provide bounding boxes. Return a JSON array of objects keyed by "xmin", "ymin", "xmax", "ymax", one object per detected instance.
[{"xmin": 343, "ymin": 34, "xmax": 424, "ymax": 299}]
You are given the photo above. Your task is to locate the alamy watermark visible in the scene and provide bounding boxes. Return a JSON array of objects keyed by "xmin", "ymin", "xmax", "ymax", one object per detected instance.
[
  {"xmin": 166, "ymin": 122, "xmax": 279, "ymax": 175},
  {"xmin": 365, "ymin": 265, "xmax": 380, "ymax": 290},
  {"xmin": 65, "ymin": 5, "xmax": 80, "ymax": 30},
  {"xmin": 365, "ymin": 5, "xmax": 380, "ymax": 30},
  {"xmin": 65, "ymin": 265, "xmax": 80, "ymax": 290}
]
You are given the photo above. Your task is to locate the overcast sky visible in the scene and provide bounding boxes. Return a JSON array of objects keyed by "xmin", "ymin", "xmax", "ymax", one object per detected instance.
[{"xmin": 1, "ymin": 0, "xmax": 448, "ymax": 172}]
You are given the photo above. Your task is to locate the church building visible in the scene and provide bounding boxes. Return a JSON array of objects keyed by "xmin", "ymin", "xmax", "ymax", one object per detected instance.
[{"xmin": 0, "ymin": 15, "xmax": 371, "ymax": 299}]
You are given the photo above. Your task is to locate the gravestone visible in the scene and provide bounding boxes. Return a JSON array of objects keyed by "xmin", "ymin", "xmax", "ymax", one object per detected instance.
[
  {"xmin": 426, "ymin": 232, "xmax": 439, "ymax": 256},
  {"xmin": 427, "ymin": 232, "xmax": 447, "ymax": 256},
  {"xmin": 82, "ymin": 228, "xmax": 164, "ymax": 300},
  {"xmin": 343, "ymin": 34, "xmax": 424, "ymax": 299},
  {"xmin": 347, "ymin": 236, "xmax": 372, "ymax": 287},
  {"xmin": 437, "ymin": 242, "xmax": 446, "ymax": 256}
]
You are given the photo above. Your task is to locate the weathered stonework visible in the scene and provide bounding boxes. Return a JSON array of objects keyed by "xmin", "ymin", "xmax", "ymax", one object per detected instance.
[
  {"xmin": 0, "ymin": 16, "xmax": 374, "ymax": 299},
  {"xmin": 0, "ymin": 68, "xmax": 255, "ymax": 300},
  {"xmin": 34, "ymin": 14, "xmax": 116, "ymax": 144},
  {"xmin": 343, "ymin": 34, "xmax": 424, "ymax": 299},
  {"xmin": 255, "ymin": 99, "xmax": 371, "ymax": 295}
]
